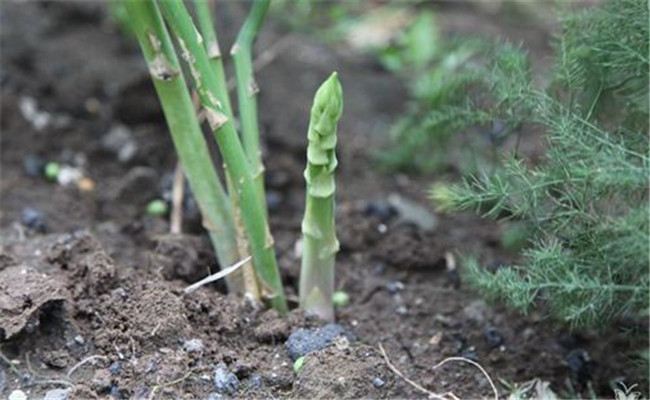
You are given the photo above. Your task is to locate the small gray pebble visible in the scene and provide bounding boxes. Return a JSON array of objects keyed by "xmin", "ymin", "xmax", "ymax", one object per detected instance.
[
  {"xmin": 44, "ymin": 388, "xmax": 69, "ymax": 400},
  {"xmin": 373, "ymin": 377, "xmax": 385, "ymax": 388},
  {"xmin": 248, "ymin": 374, "xmax": 263, "ymax": 390},
  {"xmin": 24, "ymin": 154, "xmax": 45, "ymax": 177},
  {"xmin": 183, "ymin": 338, "xmax": 204, "ymax": 353},
  {"xmin": 214, "ymin": 363, "xmax": 239, "ymax": 395},
  {"xmin": 285, "ymin": 323, "xmax": 352, "ymax": 361},
  {"xmin": 21, "ymin": 208, "xmax": 46, "ymax": 233},
  {"xmin": 266, "ymin": 190, "xmax": 283, "ymax": 212},
  {"xmin": 110, "ymin": 385, "xmax": 122, "ymax": 399},
  {"xmin": 373, "ymin": 263, "xmax": 386, "ymax": 276},
  {"xmin": 207, "ymin": 393, "xmax": 223, "ymax": 400},
  {"xmin": 108, "ymin": 362, "xmax": 121, "ymax": 375},
  {"xmin": 395, "ymin": 305, "xmax": 408, "ymax": 316},
  {"xmin": 385, "ymin": 280, "xmax": 404, "ymax": 294}
]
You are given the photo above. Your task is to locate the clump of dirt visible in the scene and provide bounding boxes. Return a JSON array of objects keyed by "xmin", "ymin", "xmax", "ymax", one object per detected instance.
[{"xmin": 293, "ymin": 344, "xmax": 395, "ymax": 399}]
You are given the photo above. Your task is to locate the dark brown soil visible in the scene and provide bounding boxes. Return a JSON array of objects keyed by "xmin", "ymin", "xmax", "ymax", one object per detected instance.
[{"xmin": 0, "ymin": 2, "xmax": 646, "ymax": 399}]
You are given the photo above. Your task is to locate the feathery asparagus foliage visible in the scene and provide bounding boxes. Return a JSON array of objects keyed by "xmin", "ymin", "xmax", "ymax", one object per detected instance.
[
  {"xmin": 375, "ymin": 10, "xmax": 489, "ymax": 173},
  {"xmin": 431, "ymin": 0, "xmax": 649, "ymax": 328},
  {"xmin": 300, "ymin": 72, "xmax": 343, "ymax": 322}
]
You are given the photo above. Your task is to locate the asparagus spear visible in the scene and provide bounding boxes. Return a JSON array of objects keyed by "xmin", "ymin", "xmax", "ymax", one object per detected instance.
[
  {"xmin": 193, "ymin": 0, "xmax": 260, "ymax": 301},
  {"xmin": 158, "ymin": 0, "xmax": 287, "ymax": 313},
  {"xmin": 299, "ymin": 72, "xmax": 343, "ymax": 321},
  {"xmin": 231, "ymin": 0, "xmax": 270, "ymax": 205},
  {"xmin": 123, "ymin": 0, "xmax": 241, "ymax": 291}
]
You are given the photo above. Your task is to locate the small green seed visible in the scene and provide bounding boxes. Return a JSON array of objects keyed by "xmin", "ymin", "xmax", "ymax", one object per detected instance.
[
  {"xmin": 44, "ymin": 162, "xmax": 60, "ymax": 181},
  {"xmin": 293, "ymin": 356, "xmax": 305, "ymax": 374},
  {"xmin": 332, "ymin": 291, "xmax": 350, "ymax": 308},
  {"xmin": 146, "ymin": 199, "xmax": 169, "ymax": 217}
]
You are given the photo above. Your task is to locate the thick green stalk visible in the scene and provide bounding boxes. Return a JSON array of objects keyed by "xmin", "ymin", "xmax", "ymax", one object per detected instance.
[
  {"xmin": 299, "ymin": 73, "xmax": 343, "ymax": 321},
  {"xmin": 194, "ymin": 0, "xmax": 260, "ymax": 302},
  {"xmin": 123, "ymin": 0, "xmax": 240, "ymax": 290},
  {"xmin": 159, "ymin": 0, "xmax": 287, "ymax": 313},
  {"xmin": 231, "ymin": 0, "xmax": 270, "ymax": 204},
  {"xmin": 193, "ymin": 0, "xmax": 233, "ymax": 116}
]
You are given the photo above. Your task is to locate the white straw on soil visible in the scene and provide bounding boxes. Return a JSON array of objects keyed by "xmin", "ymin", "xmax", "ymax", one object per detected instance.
[
  {"xmin": 378, "ymin": 343, "xmax": 450, "ymax": 400},
  {"xmin": 67, "ymin": 355, "xmax": 109, "ymax": 378},
  {"xmin": 432, "ymin": 357, "xmax": 499, "ymax": 400},
  {"xmin": 184, "ymin": 256, "xmax": 252, "ymax": 294},
  {"xmin": 170, "ymin": 161, "xmax": 185, "ymax": 234}
]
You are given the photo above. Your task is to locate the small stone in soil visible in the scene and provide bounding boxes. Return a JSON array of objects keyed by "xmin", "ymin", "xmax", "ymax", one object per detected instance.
[
  {"xmin": 108, "ymin": 361, "xmax": 122, "ymax": 375},
  {"xmin": 111, "ymin": 287, "xmax": 127, "ymax": 298},
  {"xmin": 110, "ymin": 385, "xmax": 122, "ymax": 399},
  {"xmin": 565, "ymin": 349, "xmax": 592, "ymax": 386},
  {"xmin": 8, "ymin": 390, "xmax": 27, "ymax": 400},
  {"xmin": 266, "ymin": 190, "xmax": 283, "ymax": 212},
  {"xmin": 460, "ymin": 347, "xmax": 479, "ymax": 362},
  {"xmin": 463, "ymin": 300, "xmax": 492, "ymax": 324},
  {"xmin": 387, "ymin": 193, "xmax": 438, "ymax": 231},
  {"xmin": 395, "ymin": 305, "xmax": 408, "ymax": 316},
  {"xmin": 483, "ymin": 326, "xmax": 504, "ymax": 348},
  {"xmin": 286, "ymin": 323, "xmax": 352, "ymax": 361},
  {"xmin": 373, "ymin": 263, "xmax": 386, "ymax": 276},
  {"xmin": 385, "ymin": 280, "xmax": 404, "ymax": 294},
  {"xmin": 214, "ymin": 363, "xmax": 239, "ymax": 395},
  {"xmin": 364, "ymin": 200, "xmax": 397, "ymax": 222},
  {"xmin": 183, "ymin": 338, "xmax": 204, "ymax": 354},
  {"xmin": 373, "ymin": 377, "xmax": 385, "ymax": 388},
  {"xmin": 24, "ymin": 154, "xmax": 45, "ymax": 177},
  {"xmin": 44, "ymin": 388, "xmax": 69, "ymax": 400},
  {"xmin": 21, "ymin": 208, "xmax": 47, "ymax": 233},
  {"xmin": 247, "ymin": 374, "xmax": 263, "ymax": 390},
  {"xmin": 207, "ymin": 393, "xmax": 223, "ymax": 400},
  {"xmin": 101, "ymin": 124, "xmax": 138, "ymax": 163}
]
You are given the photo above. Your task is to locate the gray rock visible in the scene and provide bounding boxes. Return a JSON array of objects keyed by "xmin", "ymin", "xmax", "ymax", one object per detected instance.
[
  {"xmin": 21, "ymin": 208, "xmax": 47, "ymax": 233},
  {"xmin": 108, "ymin": 361, "xmax": 122, "ymax": 375},
  {"xmin": 373, "ymin": 377, "xmax": 385, "ymax": 388},
  {"xmin": 43, "ymin": 389, "xmax": 70, "ymax": 400},
  {"xmin": 387, "ymin": 193, "xmax": 438, "ymax": 231},
  {"xmin": 213, "ymin": 363, "xmax": 239, "ymax": 395},
  {"xmin": 183, "ymin": 338, "xmax": 204, "ymax": 353},
  {"xmin": 9, "ymin": 390, "xmax": 27, "ymax": 400},
  {"xmin": 285, "ymin": 323, "xmax": 352, "ymax": 361},
  {"xmin": 102, "ymin": 125, "xmax": 138, "ymax": 163},
  {"xmin": 247, "ymin": 374, "xmax": 263, "ymax": 390},
  {"xmin": 395, "ymin": 305, "xmax": 408, "ymax": 316},
  {"xmin": 207, "ymin": 393, "xmax": 223, "ymax": 400},
  {"xmin": 385, "ymin": 280, "xmax": 404, "ymax": 294},
  {"xmin": 463, "ymin": 300, "xmax": 493, "ymax": 324}
]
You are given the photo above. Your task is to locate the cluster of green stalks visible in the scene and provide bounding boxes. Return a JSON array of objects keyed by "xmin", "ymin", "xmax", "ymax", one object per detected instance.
[{"xmin": 124, "ymin": 0, "xmax": 343, "ymax": 321}]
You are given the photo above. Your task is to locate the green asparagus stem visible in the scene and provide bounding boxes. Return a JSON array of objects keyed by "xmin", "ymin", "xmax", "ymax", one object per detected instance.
[
  {"xmin": 123, "ymin": 0, "xmax": 241, "ymax": 290},
  {"xmin": 231, "ymin": 0, "xmax": 270, "ymax": 205},
  {"xmin": 193, "ymin": 0, "xmax": 233, "ymax": 117},
  {"xmin": 299, "ymin": 72, "xmax": 343, "ymax": 321},
  {"xmin": 193, "ymin": 0, "xmax": 260, "ymax": 302},
  {"xmin": 158, "ymin": 0, "xmax": 287, "ymax": 313}
]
